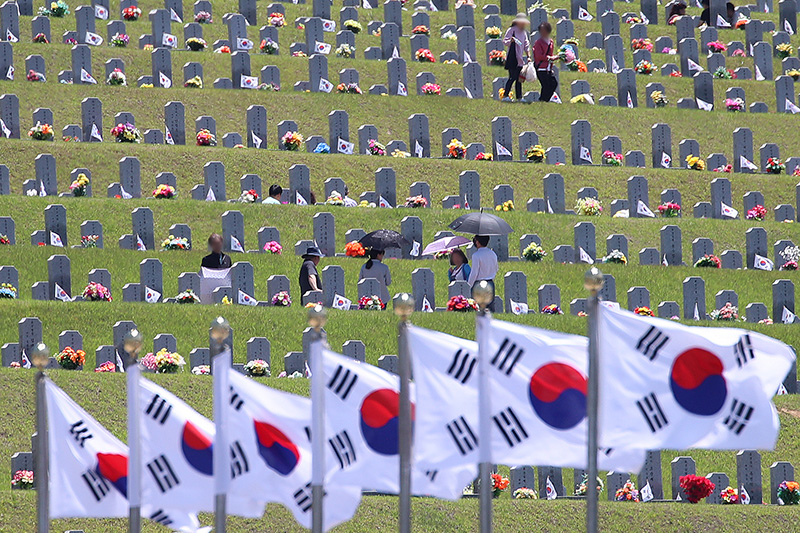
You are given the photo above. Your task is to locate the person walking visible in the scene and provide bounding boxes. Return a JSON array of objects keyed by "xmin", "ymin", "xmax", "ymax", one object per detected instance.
[
  {"xmin": 467, "ymin": 235, "xmax": 498, "ymax": 310},
  {"xmin": 359, "ymin": 249, "xmax": 392, "ymax": 304},
  {"xmin": 502, "ymin": 13, "xmax": 531, "ymax": 102},
  {"xmin": 448, "ymin": 249, "xmax": 472, "ymax": 282},
  {"xmin": 299, "ymin": 246, "xmax": 323, "ymax": 297},
  {"xmin": 533, "ymin": 22, "xmax": 559, "ymax": 102}
]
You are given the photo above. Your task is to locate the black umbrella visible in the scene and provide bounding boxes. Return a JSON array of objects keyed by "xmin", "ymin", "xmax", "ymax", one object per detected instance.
[
  {"xmin": 359, "ymin": 229, "xmax": 410, "ymax": 250},
  {"xmin": 448, "ymin": 210, "xmax": 513, "ymax": 235}
]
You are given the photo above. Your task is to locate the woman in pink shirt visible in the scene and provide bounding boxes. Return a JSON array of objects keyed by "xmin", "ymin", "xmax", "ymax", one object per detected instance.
[
  {"xmin": 532, "ymin": 22, "xmax": 559, "ymax": 102},
  {"xmin": 501, "ymin": 13, "xmax": 530, "ymax": 101}
]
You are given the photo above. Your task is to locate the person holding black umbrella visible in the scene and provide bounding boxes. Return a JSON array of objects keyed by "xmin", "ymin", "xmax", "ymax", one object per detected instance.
[
  {"xmin": 467, "ymin": 235, "xmax": 498, "ymax": 310},
  {"xmin": 360, "ymin": 249, "xmax": 392, "ymax": 304},
  {"xmin": 299, "ymin": 246, "xmax": 323, "ymax": 297}
]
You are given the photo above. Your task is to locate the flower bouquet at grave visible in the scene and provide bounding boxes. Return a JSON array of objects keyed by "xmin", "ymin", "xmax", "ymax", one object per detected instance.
[
  {"xmin": 80, "ymin": 235, "xmax": 99, "ymax": 248},
  {"xmin": 634, "ymin": 306, "xmax": 654, "ymax": 316},
  {"xmin": 657, "ymin": 202, "xmax": 681, "ymax": 217},
  {"xmin": 194, "ymin": 11, "xmax": 212, "ymax": 24},
  {"xmin": 368, "ymin": 139, "xmax": 386, "ymax": 156},
  {"xmin": 191, "ymin": 365, "xmax": 210, "ymax": 375},
  {"xmin": 575, "ymin": 197, "xmax": 603, "ymax": 216},
  {"xmin": 490, "ymin": 474, "xmax": 509, "ymax": 498},
  {"xmin": 475, "ymin": 152, "xmax": 493, "ymax": 161},
  {"xmin": 787, "ymin": 69, "xmax": 800, "ymax": 81},
  {"xmin": 39, "ymin": 0, "xmax": 69, "ymax": 17},
  {"xmin": 69, "ymin": 173, "xmax": 89, "ymax": 196},
  {"xmin": 161, "ymin": 235, "xmax": 191, "ymax": 250},
  {"xmin": 215, "ymin": 45, "xmax": 232, "ymax": 54},
  {"xmin": 575, "ymin": 474, "xmax": 603, "ymax": 496},
  {"xmin": 65, "ymin": 38, "xmax": 77, "ymax": 45},
  {"xmin": 485, "ymin": 26, "xmax": 502, "ymax": 39},
  {"xmin": 447, "ymin": 138, "xmax": 466, "ymax": 159},
  {"xmin": 625, "ymin": 15, "xmax": 642, "ymax": 23},
  {"xmin": 269, "ymin": 12, "xmax": 286, "ymax": 27},
  {"xmin": 685, "ymin": 155, "xmax": 705, "ymax": 170},
  {"xmin": 651, "ymin": 90, "xmax": 668, "ymax": 107},
  {"xmin": 513, "ymin": 487, "xmax": 537, "ymax": 499},
  {"xmin": 220, "ymin": 296, "xmax": 232, "ymax": 305},
  {"xmin": 680, "ymin": 475, "xmax": 715, "ymax": 503},
  {"xmin": 244, "ymin": 359, "xmax": 270, "ymax": 377},
  {"xmin": 337, "ymin": 82, "xmax": 362, "ymax": 94},
  {"xmin": 526, "ymin": 144, "xmax": 545, "ymax": 162},
  {"xmin": 669, "ymin": 71, "xmax": 682, "ymax": 78},
  {"xmin": 746, "ymin": 204, "xmax": 766, "ymax": 220},
  {"xmin": 416, "ymin": 48, "xmax": 436, "ymax": 62},
  {"xmin": 152, "ymin": 184, "xmax": 176, "ymax": 199},
  {"xmin": 358, "ymin": 295, "xmax": 385, "ymax": 310},
  {"xmin": 714, "ymin": 164, "xmax": 733, "ymax": 173},
  {"xmin": 780, "ymin": 246, "xmax": 800, "ymax": 270},
  {"xmin": 447, "ymin": 295, "xmax": 478, "ymax": 312},
  {"xmin": 111, "ymin": 123, "xmax": 141, "ymax": 143},
  {"xmin": 614, "ymin": 480, "xmax": 640, "ymax": 502},
  {"xmin": 140, "ymin": 352, "xmax": 157, "ymax": 370},
  {"xmin": 142, "ymin": 45, "xmax": 153, "ymax": 52},
  {"xmin": 661, "ymin": 47, "xmax": 677, "ymax": 55},
  {"xmin": 0, "ymin": 283, "xmax": 17, "ymax": 299},
  {"xmin": 570, "ymin": 93, "xmax": 594, "ymax": 104},
  {"xmin": 413, "ymin": 25, "xmax": 431, "ymax": 35},
  {"xmin": 602, "ymin": 150, "xmax": 623, "ymax": 166},
  {"xmin": 345, "ymin": 241, "xmax": 366, "ymax": 257},
  {"xmin": 154, "ymin": 348, "xmax": 185, "ymax": 373},
  {"xmin": 778, "ymin": 481, "xmax": 800, "ymax": 505},
  {"xmin": 602, "ymin": 250, "xmax": 627, "ymax": 265},
  {"xmin": 405, "ymin": 195, "xmax": 428, "ymax": 208},
  {"xmin": 707, "ymin": 40, "xmax": 727, "ymax": 54},
  {"xmin": 766, "ymin": 157, "xmax": 785, "ymax": 174},
  {"xmin": 495, "ymin": 200, "xmax": 514, "ymax": 212},
  {"xmin": 9, "ymin": 362, "xmax": 20, "ymax": 368},
  {"xmin": 56, "ymin": 347, "xmax": 86, "ymax": 370},
  {"xmin": 358, "ymin": 201, "xmax": 376, "ymax": 209},
  {"xmin": 326, "ymin": 191, "xmax": 345, "ymax": 205},
  {"xmin": 83, "ymin": 282, "xmax": 111, "ymax": 301},
  {"xmin": 95, "ymin": 361, "xmax": 116, "ymax": 372},
  {"xmin": 258, "ymin": 82, "xmax": 280, "ymax": 91},
  {"xmin": 175, "ymin": 289, "xmax": 201, "ymax": 303},
  {"xmin": 758, "ymin": 317, "xmax": 774, "ymax": 324},
  {"xmin": 271, "ymin": 291, "xmax": 292, "ymax": 307},
  {"xmin": 344, "ymin": 20, "xmax": 363, "ymax": 33},
  {"xmin": 110, "ymin": 33, "xmax": 129, "ymax": 47},
  {"xmin": 776, "ymin": 43, "xmax": 795, "ymax": 59},
  {"xmin": 33, "ymin": 33, "xmax": 49, "ymax": 44},
  {"xmin": 27, "ymin": 70, "xmax": 45, "ymax": 82},
  {"xmin": 335, "ymin": 44, "xmax": 355, "ymax": 58},
  {"xmin": 121, "ymin": 5, "xmax": 141, "ymax": 20},
  {"xmin": 443, "ymin": 59, "xmax": 458, "ymax": 65},
  {"xmin": 734, "ymin": 16, "xmax": 749, "ymax": 29},
  {"xmin": 11, "ymin": 470, "xmax": 34, "ymax": 489},
  {"xmin": 694, "ymin": 254, "xmax": 721, "ymax": 268},
  {"xmin": 106, "ymin": 68, "xmax": 127, "ymax": 86},
  {"xmin": 196, "ymin": 129, "xmax": 216, "ymax": 146},
  {"xmin": 281, "ymin": 131, "xmax": 303, "ymax": 151},
  {"xmin": 421, "ymin": 83, "xmax": 441, "ymax": 95},
  {"xmin": 631, "ymin": 38, "xmax": 653, "ymax": 51},
  {"xmin": 522, "ymin": 243, "xmax": 547, "ymax": 262},
  {"xmin": 713, "ymin": 67, "xmax": 735, "ymax": 79},
  {"xmin": 634, "ymin": 60, "xmax": 656, "ymax": 75},
  {"xmin": 710, "ymin": 302, "xmax": 742, "ymax": 321},
  {"xmin": 263, "ymin": 241, "xmax": 282, "ymax": 254},
  {"xmin": 238, "ymin": 189, "xmax": 259, "ymax": 203},
  {"xmin": 28, "ymin": 123, "xmax": 53, "ymax": 141},
  {"xmin": 392, "ymin": 149, "xmax": 410, "ymax": 158},
  {"xmin": 186, "ymin": 37, "xmax": 207, "ymax": 51},
  {"xmin": 0, "ymin": 234, "xmax": 9, "ymax": 245},
  {"xmin": 541, "ymin": 304, "xmax": 564, "ymax": 315},
  {"xmin": 557, "ymin": 41, "xmax": 578, "ymax": 66}
]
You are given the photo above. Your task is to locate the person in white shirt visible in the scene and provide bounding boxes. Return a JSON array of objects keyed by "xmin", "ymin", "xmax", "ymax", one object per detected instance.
[
  {"xmin": 359, "ymin": 249, "xmax": 392, "ymax": 304},
  {"xmin": 467, "ymin": 235, "xmax": 499, "ymax": 311}
]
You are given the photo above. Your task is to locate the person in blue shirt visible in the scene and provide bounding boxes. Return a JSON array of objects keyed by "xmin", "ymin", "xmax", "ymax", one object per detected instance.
[{"xmin": 448, "ymin": 249, "xmax": 472, "ymax": 282}]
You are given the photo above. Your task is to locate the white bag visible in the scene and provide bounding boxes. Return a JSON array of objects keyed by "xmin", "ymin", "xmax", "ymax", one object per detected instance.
[{"xmin": 520, "ymin": 62, "xmax": 537, "ymax": 83}]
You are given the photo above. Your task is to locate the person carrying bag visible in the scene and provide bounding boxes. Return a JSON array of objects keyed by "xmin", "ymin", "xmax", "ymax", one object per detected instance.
[{"xmin": 501, "ymin": 13, "xmax": 531, "ymax": 102}]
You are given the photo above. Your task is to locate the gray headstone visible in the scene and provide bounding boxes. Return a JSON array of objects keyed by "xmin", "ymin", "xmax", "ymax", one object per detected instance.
[
  {"xmin": 683, "ymin": 276, "xmax": 706, "ymax": 320},
  {"xmin": 770, "ymin": 461, "xmax": 795, "ymax": 504}
]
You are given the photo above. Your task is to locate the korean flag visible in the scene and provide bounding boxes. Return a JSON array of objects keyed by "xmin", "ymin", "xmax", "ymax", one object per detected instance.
[
  {"xmin": 144, "ymin": 286, "xmax": 161, "ymax": 303},
  {"xmin": 85, "ymin": 31, "xmax": 104, "ymax": 46},
  {"xmin": 158, "ymin": 71, "xmax": 172, "ymax": 89},
  {"xmin": 661, "ymin": 152, "xmax": 671, "ymax": 168},
  {"xmin": 716, "ymin": 14, "xmax": 731, "ymax": 27},
  {"xmin": 577, "ymin": 7, "xmax": 593, "ymax": 21},
  {"xmin": 687, "ymin": 58, "xmax": 703, "ymax": 72},
  {"xmin": 410, "ymin": 240, "xmax": 420, "ymax": 257},
  {"xmin": 509, "ymin": 299, "xmax": 528, "ymax": 315},
  {"xmin": 5, "ymin": 64, "xmax": 12, "ymax": 80},
  {"xmin": 90, "ymin": 123, "xmax": 103, "ymax": 141},
  {"xmin": 230, "ymin": 235, "xmax": 244, "ymax": 252},
  {"xmin": 165, "ymin": 126, "xmax": 174, "ymax": 145},
  {"xmin": 120, "ymin": 186, "xmax": 132, "ymax": 199},
  {"xmin": 637, "ymin": 200, "xmax": 655, "ymax": 218},
  {"xmin": 54, "ymin": 283, "xmax": 71, "ymax": 301},
  {"xmin": 322, "ymin": 19, "xmax": 336, "ymax": 32},
  {"xmin": 162, "ymin": 32, "xmax": 178, "ymax": 48},
  {"xmin": 94, "ymin": 4, "xmax": 108, "ymax": 19},
  {"xmin": 332, "ymin": 294, "xmax": 352, "ymax": 310},
  {"xmin": 0, "ymin": 118, "xmax": 10, "ymax": 137},
  {"xmin": 50, "ymin": 231, "xmax": 64, "ymax": 247},
  {"xmin": 378, "ymin": 195, "xmax": 392, "ymax": 208},
  {"xmin": 237, "ymin": 37, "xmax": 254, "ymax": 50},
  {"xmin": 205, "ymin": 187, "xmax": 216, "ymax": 202},
  {"xmin": 315, "ymin": 41, "xmax": 332, "ymax": 54},
  {"xmin": 319, "ymin": 77, "xmax": 334, "ymax": 93},
  {"xmin": 421, "ymin": 295, "xmax": 433, "ymax": 312},
  {"xmin": 169, "ymin": 8, "xmax": 182, "ymax": 23},
  {"xmin": 739, "ymin": 155, "xmax": 758, "ymax": 171},
  {"xmin": 720, "ymin": 201, "xmax": 738, "ymax": 218},
  {"xmin": 251, "ymin": 131, "xmax": 262, "ymax": 148},
  {"xmin": 397, "ymin": 81, "xmax": 408, "ymax": 96},
  {"xmin": 240, "ymin": 74, "xmax": 259, "ymax": 89},
  {"xmin": 696, "ymin": 98, "xmax": 713, "ymax": 111},
  {"xmin": 6, "ymin": 28, "xmax": 17, "ymax": 42},
  {"xmin": 579, "ymin": 145, "xmax": 592, "ymax": 163},
  {"xmin": 753, "ymin": 254, "xmax": 774, "ymax": 271},
  {"xmin": 237, "ymin": 289, "xmax": 258, "ymax": 306},
  {"xmin": 337, "ymin": 137, "xmax": 354, "ymax": 154},
  {"xmin": 495, "ymin": 142, "xmax": 511, "ymax": 157},
  {"xmin": 136, "ymin": 234, "xmax": 146, "ymax": 251},
  {"xmin": 81, "ymin": 68, "xmax": 98, "ymax": 85},
  {"xmin": 295, "ymin": 190, "xmax": 308, "ymax": 205},
  {"xmin": 785, "ymin": 99, "xmax": 800, "ymax": 114}
]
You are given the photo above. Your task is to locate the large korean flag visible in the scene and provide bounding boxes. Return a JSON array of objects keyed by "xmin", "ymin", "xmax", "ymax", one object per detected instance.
[
  {"xmin": 323, "ymin": 348, "xmax": 475, "ymax": 500},
  {"xmin": 598, "ymin": 304, "xmax": 793, "ymax": 450},
  {"xmin": 45, "ymin": 379, "xmax": 204, "ymax": 531},
  {"xmin": 226, "ymin": 370, "xmax": 361, "ymax": 531}
]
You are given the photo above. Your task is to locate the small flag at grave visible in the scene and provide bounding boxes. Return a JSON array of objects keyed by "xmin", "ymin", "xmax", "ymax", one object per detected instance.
[
  {"xmin": 90, "ymin": 123, "xmax": 102, "ymax": 141},
  {"xmin": 546, "ymin": 198, "xmax": 554, "ymax": 213},
  {"xmin": 410, "ymin": 240, "xmax": 420, "ymax": 257},
  {"xmin": 240, "ymin": 74, "xmax": 259, "ymax": 88},
  {"xmin": 85, "ymin": 31, "xmax": 103, "ymax": 46},
  {"xmin": 740, "ymin": 485, "xmax": 751, "ymax": 504},
  {"xmin": 783, "ymin": 306, "xmax": 797, "ymax": 324},
  {"xmin": 5, "ymin": 28, "xmax": 17, "ymax": 42},
  {"xmin": 315, "ymin": 41, "xmax": 331, "ymax": 54},
  {"xmin": 716, "ymin": 14, "xmax": 731, "ymax": 27},
  {"xmin": 392, "ymin": 46, "xmax": 400, "ymax": 59},
  {"xmin": 693, "ymin": 302, "xmax": 701, "ymax": 320},
  {"xmin": 626, "ymin": 92, "xmax": 634, "ymax": 108},
  {"xmin": 579, "ymin": 145, "xmax": 592, "ymax": 163},
  {"xmin": 663, "ymin": 254, "xmax": 669, "ymax": 266},
  {"xmin": 640, "ymin": 11, "xmax": 650, "ymax": 24},
  {"xmin": 641, "ymin": 481, "xmax": 654, "ymax": 502},
  {"xmin": 429, "ymin": 0, "xmax": 438, "ymax": 11},
  {"xmin": 296, "ymin": 190, "xmax": 308, "ymax": 205},
  {"xmin": 251, "ymin": 131, "xmax": 262, "ymax": 148},
  {"xmin": 379, "ymin": 195, "xmax": 393, "ymax": 208},
  {"xmin": 550, "ymin": 92, "xmax": 562, "ymax": 103},
  {"xmin": 739, "ymin": 155, "xmax": 758, "ymax": 170},
  {"xmin": 637, "ymin": 200, "xmax": 655, "ymax": 217},
  {"xmin": 319, "ymin": 77, "xmax": 334, "ymax": 93},
  {"xmin": 785, "ymin": 19, "xmax": 795, "ymax": 35},
  {"xmin": 463, "ymin": 50, "xmax": 472, "ymax": 63},
  {"xmin": 205, "ymin": 186, "xmax": 216, "ymax": 202},
  {"xmin": 463, "ymin": 196, "xmax": 470, "ymax": 209},
  {"xmin": 169, "ymin": 7, "xmax": 182, "ymax": 23},
  {"xmin": 496, "ymin": 142, "xmax": 511, "ymax": 157},
  {"xmin": 159, "ymin": 71, "xmax": 172, "ymax": 89},
  {"xmin": 755, "ymin": 65, "xmax": 765, "ymax": 81},
  {"xmin": 415, "ymin": 140, "xmax": 424, "ymax": 157},
  {"xmin": 546, "ymin": 477, "xmax": 558, "ymax": 500},
  {"xmin": 696, "ymin": 98, "xmax": 713, "ymax": 111},
  {"xmin": 50, "ymin": 231, "xmax": 63, "ymax": 247},
  {"xmin": 54, "ymin": 283, "xmax": 71, "ymax": 301},
  {"xmin": 578, "ymin": 246, "xmax": 594, "ymax": 264},
  {"xmin": 778, "ymin": 383, "xmax": 788, "ymax": 395},
  {"xmin": 144, "ymin": 286, "xmax": 161, "ymax": 303},
  {"xmin": 5, "ymin": 65, "xmax": 13, "ymax": 80},
  {"xmin": 421, "ymin": 295, "xmax": 433, "ymax": 312},
  {"xmin": 0, "ymin": 118, "xmax": 10, "ymax": 137},
  {"xmin": 754, "ymin": 254, "xmax": 774, "ymax": 271},
  {"xmin": 611, "ymin": 56, "xmax": 621, "ymax": 73},
  {"xmin": 162, "ymin": 32, "xmax": 178, "ymax": 48},
  {"xmin": 465, "ymin": 86, "xmax": 474, "ymax": 99},
  {"xmin": 165, "ymin": 126, "xmax": 174, "ymax": 145},
  {"xmin": 230, "ymin": 235, "xmax": 244, "ymax": 252},
  {"xmin": 322, "ymin": 19, "xmax": 336, "ymax": 32},
  {"xmin": 509, "ymin": 299, "xmax": 528, "ymax": 315},
  {"xmin": 39, "ymin": 181, "xmax": 46, "ymax": 197},
  {"xmin": 80, "ymin": 68, "xmax": 97, "ymax": 84},
  {"xmin": 237, "ymin": 289, "xmax": 258, "ymax": 306},
  {"xmin": 397, "ymin": 81, "xmax": 408, "ymax": 96},
  {"xmin": 338, "ymin": 137, "xmax": 355, "ymax": 154},
  {"xmin": 120, "ymin": 185, "xmax": 133, "ymax": 199},
  {"xmin": 236, "ymin": 37, "xmax": 254, "ymax": 50},
  {"xmin": 136, "ymin": 234, "xmax": 146, "ymax": 251},
  {"xmin": 786, "ymin": 99, "xmax": 800, "ymax": 114},
  {"xmin": 661, "ymin": 152, "xmax": 671, "ymax": 167},
  {"xmin": 332, "ymin": 294, "xmax": 352, "ymax": 310},
  {"xmin": 577, "ymin": 6, "xmax": 593, "ymax": 21},
  {"xmin": 363, "ymin": 0, "xmax": 373, "ymax": 8},
  {"xmin": 720, "ymin": 201, "xmax": 738, "ymax": 218},
  {"xmin": 687, "ymin": 58, "xmax": 703, "ymax": 72},
  {"xmin": 94, "ymin": 4, "xmax": 108, "ymax": 19},
  {"xmin": 21, "ymin": 351, "xmax": 31, "ymax": 368}
]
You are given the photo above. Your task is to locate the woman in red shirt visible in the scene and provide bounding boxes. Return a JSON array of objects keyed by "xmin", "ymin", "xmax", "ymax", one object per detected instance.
[
  {"xmin": 501, "ymin": 13, "xmax": 530, "ymax": 101},
  {"xmin": 532, "ymin": 22, "xmax": 559, "ymax": 102}
]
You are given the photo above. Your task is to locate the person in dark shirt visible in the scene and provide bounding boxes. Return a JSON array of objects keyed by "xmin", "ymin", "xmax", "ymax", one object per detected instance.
[
  {"xmin": 299, "ymin": 246, "xmax": 323, "ymax": 297},
  {"xmin": 201, "ymin": 233, "xmax": 232, "ymax": 269},
  {"xmin": 699, "ymin": 0, "xmax": 710, "ymax": 26}
]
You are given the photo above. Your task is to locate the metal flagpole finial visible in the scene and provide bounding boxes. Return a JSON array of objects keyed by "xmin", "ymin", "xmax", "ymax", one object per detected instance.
[
  {"xmin": 210, "ymin": 316, "xmax": 231, "ymax": 342},
  {"xmin": 30, "ymin": 343, "xmax": 50, "ymax": 370},
  {"xmin": 123, "ymin": 329, "xmax": 144, "ymax": 363},
  {"xmin": 584, "ymin": 267, "xmax": 604, "ymax": 295},
  {"xmin": 307, "ymin": 304, "xmax": 328, "ymax": 332},
  {"xmin": 393, "ymin": 293, "xmax": 415, "ymax": 321},
  {"xmin": 472, "ymin": 280, "xmax": 494, "ymax": 312}
]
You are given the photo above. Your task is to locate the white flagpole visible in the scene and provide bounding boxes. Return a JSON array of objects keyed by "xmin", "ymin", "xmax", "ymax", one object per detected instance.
[
  {"xmin": 394, "ymin": 294, "xmax": 415, "ymax": 533},
  {"xmin": 32, "ymin": 343, "xmax": 50, "ymax": 533},
  {"xmin": 473, "ymin": 281, "xmax": 495, "ymax": 533},
  {"xmin": 211, "ymin": 317, "xmax": 232, "ymax": 533},
  {"xmin": 584, "ymin": 268, "xmax": 604, "ymax": 533},
  {"xmin": 308, "ymin": 305, "xmax": 328, "ymax": 533},
  {"xmin": 123, "ymin": 329, "xmax": 144, "ymax": 533}
]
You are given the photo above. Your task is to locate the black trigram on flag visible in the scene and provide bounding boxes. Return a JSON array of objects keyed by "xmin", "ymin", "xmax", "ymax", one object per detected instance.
[
  {"xmin": 294, "ymin": 482, "xmax": 313, "ymax": 513},
  {"xmin": 81, "ymin": 468, "xmax": 111, "ymax": 501},
  {"xmin": 635, "ymin": 326, "xmax": 670, "ymax": 361},
  {"xmin": 723, "ymin": 398, "xmax": 754, "ymax": 435},
  {"xmin": 146, "ymin": 454, "xmax": 180, "ymax": 493},
  {"xmin": 230, "ymin": 440, "xmax": 249, "ymax": 479},
  {"xmin": 636, "ymin": 393, "xmax": 669, "ymax": 433},
  {"xmin": 734, "ymin": 334, "xmax": 755, "ymax": 368},
  {"xmin": 424, "ymin": 470, "xmax": 438, "ymax": 483},
  {"xmin": 446, "ymin": 349, "xmax": 477, "ymax": 384},
  {"xmin": 149, "ymin": 509, "xmax": 173, "ymax": 526},
  {"xmin": 445, "ymin": 416, "xmax": 478, "ymax": 456},
  {"xmin": 328, "ymin": 430, "xmax": 357, "ymax": 469},
  {"xmin": 145, "ymin": 394, "xmax": 172, "ymax": 424},
  {"xmin": 69, "ymin": 420, "xmax": 93, "ymax": 447},
  {"xmin": 327, "ymin": 365, "xmax": 359, "ymax": 401},
  {"xmin": 492, "ymin": 407, "xmax": 529, "ymax": 448},
  {"xmin": 229, "ymin": 385, "xmax": 244, "ymax": 411},
  {"xmin": 491, "ymin": 338, "xmax": 523, "ymax": 376}
]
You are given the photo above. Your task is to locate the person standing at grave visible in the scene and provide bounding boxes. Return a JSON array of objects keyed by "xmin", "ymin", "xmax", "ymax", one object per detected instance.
[
  {"xmin": 201, "ymin": 234, "xmax": 232, "ymax": 269},
  {"xmin": 448, "ymin": 249, "xmax": 471, "ymax": 282},
  {"xmin": 501, "ymin": 14, "xmax": 531, "ymax": 102},
  {"xmin": 359, "ymin": 249, "xmax": 391, "ymax": 304},
  {"xmin": 667, "ymin": 1, "xmax": 686, "ymax": 24},
  {"xmin": 299, "ymin": 246, "xmax": 323, "ymax": 295},
  {"xmin": 467, "ymin": 236, "xmax": 498, "ymax": 310},
  {"xmin": 262, "ymin": 184, "xmax": 283, "ymax": 204},
  {"xmin": 533, "ymin": 22, "xmax": 559, "ymax": 103}
]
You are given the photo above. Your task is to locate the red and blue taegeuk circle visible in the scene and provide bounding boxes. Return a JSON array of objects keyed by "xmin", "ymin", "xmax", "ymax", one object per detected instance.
[
  {"xmin": 181, "ymin": 421, "xmax": 213, "ymax": 476},
  {"xmin": 669, "ymin": 348, "xmax": 727, "ymax": 416},
  {"xmin": 528, "ymin": 362, "xmax": 588, "ymax": 430},
  {"xmin": 96, "ymin": 452, "xmax": 128, "ymax": 497},
  {"xmin": 359, "ymin": 389, "xmax": 414, "ymax": 456},
  {"xmin": 254, "ymin": 421, "xmax": 300, "ymax": 476}
]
